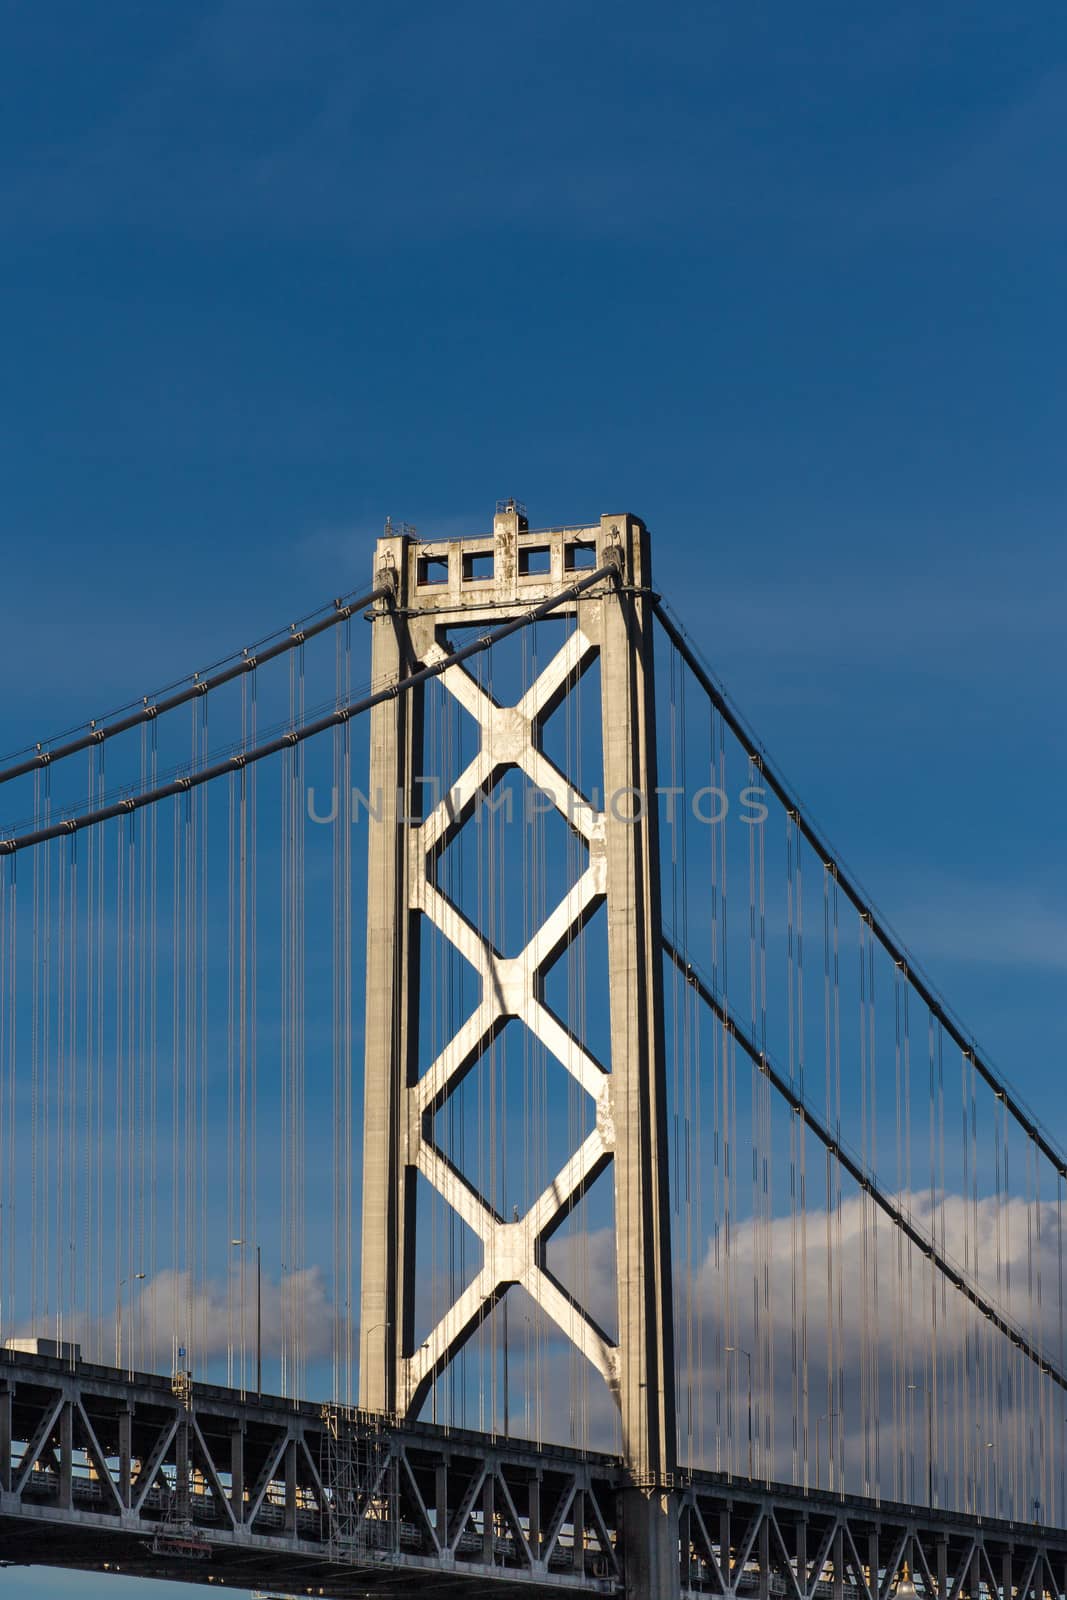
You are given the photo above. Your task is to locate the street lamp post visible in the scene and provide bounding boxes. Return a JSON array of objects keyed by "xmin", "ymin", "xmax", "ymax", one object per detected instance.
[
  {"xmin": 115, "ymin": 1272, "xmax": 145, "ymax": 1369},
  {"xmin": 815, "ymin": 1410, "xmax": 839, "ymax": 1493},
  {"xmin": 231, "ymin": 1239, "xmax": 261, "ymax": 1396},
  {"xmin": 907, "ymin": 1384, "xmax": 934, "ymax": 1509},
  {"xmin": 726, "ymin": 1345, "xmax": 754, "ymax": 1479}
]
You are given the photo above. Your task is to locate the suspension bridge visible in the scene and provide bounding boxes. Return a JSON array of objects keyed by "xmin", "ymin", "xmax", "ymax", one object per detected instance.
[{"xmin": 0, "ymin": 503, "xmax": 1064, "ymax": 1599}]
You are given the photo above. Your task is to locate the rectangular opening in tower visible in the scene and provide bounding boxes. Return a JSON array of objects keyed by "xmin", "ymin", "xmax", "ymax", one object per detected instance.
[
  {"xmin": 518, "ymin": 544, "xmax": 551, "ymax": 576},
  {"xmin": 565, "ymin": 539, "xmax": 597, "ymax": 570},
  {"xmin": 462, "ymin": 550, "xmax": 494, "ymax": 582}
]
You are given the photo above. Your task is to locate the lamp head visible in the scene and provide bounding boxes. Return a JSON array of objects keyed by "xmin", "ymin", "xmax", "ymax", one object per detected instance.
[{"xmin": 895, "ymin": 1564, "xmax": 919, "ymax": 1600}]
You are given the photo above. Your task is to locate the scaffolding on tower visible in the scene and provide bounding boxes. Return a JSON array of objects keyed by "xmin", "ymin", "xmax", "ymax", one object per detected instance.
[{"xmin": 319, "ymin": 1404, "xmax": 395, "ymax": 1563}]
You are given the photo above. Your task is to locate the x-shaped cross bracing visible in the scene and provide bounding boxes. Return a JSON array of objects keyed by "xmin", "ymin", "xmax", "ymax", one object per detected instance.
[{"xmin": 401, "ymin": 628, "xmax": 618, "ymax": 1413}]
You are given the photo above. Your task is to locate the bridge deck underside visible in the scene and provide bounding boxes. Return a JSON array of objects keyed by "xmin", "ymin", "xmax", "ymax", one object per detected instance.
[{"xmin": 0, "ymin": 1355, "xmax": 1065, "ymax": 1597}]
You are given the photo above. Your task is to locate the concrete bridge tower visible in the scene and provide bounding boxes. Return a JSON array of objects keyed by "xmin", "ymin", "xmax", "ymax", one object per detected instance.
[{"xmin": 359, "ymin": 504, "xmax": 678, "ymax": 1597}]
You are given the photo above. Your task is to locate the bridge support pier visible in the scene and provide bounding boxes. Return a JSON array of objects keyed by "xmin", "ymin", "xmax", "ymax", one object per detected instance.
[
  {"xmin": 621, "ymin": 1486, "xmax": 680, "ymax": 1600},
  {"xmin": 0, "ymin": 1386, "xmax": 10, "ymax": 1492}
]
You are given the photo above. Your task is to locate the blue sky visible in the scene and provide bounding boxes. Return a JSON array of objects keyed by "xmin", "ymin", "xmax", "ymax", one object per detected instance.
[{"xmin": 3, "ymin": 1, "xmax": 1067, "ymax": 1590}]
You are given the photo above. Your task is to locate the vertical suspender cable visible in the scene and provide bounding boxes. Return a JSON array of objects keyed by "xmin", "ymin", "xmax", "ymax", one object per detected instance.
[
  {"xmin": 250, "ymin": 672, "xmax": 259, "ymax": 1390},
  {"xmin": 83, "ymin": 764, "xmax": 94, "ymax": 1358},
  {"xmin": 859, "ymin": 915, "xmax": 870, "ymax": 1495},
  {"xmin": 822, "ymin": 864, "xmax": 833, "ymax": 1492},
  {"xmin": 149, "ymin": 720, "xmax": 158, "ymax": 1369},
  {"xmin": 332, "ymin": 639, "xmax": 342, "ymax": 1402},
  {"xmin": 43, "ymin": 786, "xmax": 52, "ymax": 1333},
  {"xmin": 1059, "ymin": 1170, "xmax": 1065, "ymax": 1524},
  {"xmin": 297, "ymin": 641, "xmax": 306, "ymax": 1399},
  {"xmin": 797, "ymin": 828, "xmax": 808, "ymax": 1494},
  {"xmin": 68, "ymin": 831, "xmax": 78, "ymax": 1353},
  {"xmin": 832, "ymin": 871, "xmax": 844, "ymax": 1494},
  {"xmin": 56, "ymin": 821, "xmax": 66, "ymax": 1347},
  {"xmin": 227, "ymin": 767, "xmax": 236, "ymax": 1387},
  {"xmin": 709, "ymin": 704, "xmax": 721, "ymax": 1472},
  {"xmin": 2, "ymin": 857, "xmax": 14, "ymax": 1339},
  {"xmin": 343, "ymin": 615, "xmax": 353, "ymax": 1405},
  {"xmin": 893, "ymin": 963, "xmax": 903, "ymax": 1500},
  {"xmin": 756, "ymin": 763, "xmax": 769, "ymax": 1480},
  {"xmin": 30, "ymin": 773, "xmax": 40, "ymax": 1335},
  {"xmin": 0, "ymin": 851, "xmax": 6, "ymax": 1336},
  {"xmin": 929, "ymin": 1011, "xmax": 939, "ymax": 1509}
]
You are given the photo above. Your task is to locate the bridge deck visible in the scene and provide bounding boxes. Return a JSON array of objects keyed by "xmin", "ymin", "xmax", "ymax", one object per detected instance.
[{"xmin": 0, "ymin": 1350, "xmax": 1064, "ymax": 1597}]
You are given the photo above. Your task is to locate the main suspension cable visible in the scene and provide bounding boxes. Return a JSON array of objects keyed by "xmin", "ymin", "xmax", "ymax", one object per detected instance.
[
  {"xmin": 663, "ymin": 935, "xmax": 1067, "ymax": 1398},
  {"xmin": 0, "ymin": 585, "xmax": 391, "ymax": 791},
  {"xmin": 2, "ymin": 563, "xmax": 620, "ymax": 858},
  {"xmin": 652, "ymin": 600, "xmax": 1067, "ymax": 1186}
]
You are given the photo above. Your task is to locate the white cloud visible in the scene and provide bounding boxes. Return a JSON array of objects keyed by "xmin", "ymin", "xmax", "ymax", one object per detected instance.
[
  {"xmin": 12, "ymin": 1263, "xmax": 335, "ymax": 1379},
  {"xmin": 513, "ymin": 1190, "xmax": 1066, "ymax": 1516}
]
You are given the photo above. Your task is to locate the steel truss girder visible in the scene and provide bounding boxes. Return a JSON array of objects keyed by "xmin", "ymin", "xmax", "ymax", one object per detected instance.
[
  {"xmin": 677, "ymin": 1481, "xmax": 1067, "ymax": 1600},
  {"xmin": 4, "ymin": 1356, "xmax": 1067, "ymax": 1598},
  {"xmin": 0, "ymin": 1353, "xmax": 622, "ymax": 1595}
]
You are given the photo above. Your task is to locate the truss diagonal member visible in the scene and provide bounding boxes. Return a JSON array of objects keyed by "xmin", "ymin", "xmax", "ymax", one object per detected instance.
[
  {"xmin": 401, "ymin": 1266, "xmax": 496, "ymax": 1412},
  {"xmin": 522, "ymin": 1266, "xmax": 619, "ymax": 1393},
  {"xmin": 804, "ymin": 1518, "xmax": 839, "ymax": 1600},
  {"xmin": 445, "ymin": 1461, "xmax": 489, "ymax": 1555},
  {"xmin": 413, "ymin": 866, "xmax": 608, "ymax": 1114},
  {"xmin": 75, "ymin": 1400, "xmax": 124, "ymax": 1515},
  {"xmin": 731, "ymin": 1510, "xmax": 765, "ymax": 1580},
  {"xmin": 132, "ymin": 1415, "xmax": 180, "ymax": 1514},
  {"xmin": 413, "ymin": 877, "xmax": 491, "ymax": 978},
  {"xmin": 520, "ymin": 859, "xmax": 606, "ymax": 973},
  {"xmin": 683, "ymin": 1496, "xmax": 725, "ymax": 1592},
  {"xmin": 411, "ymin": 1129, "xmax": 615, "ymax": 1397},
  {"xmin": 12, "ymin": 1395, "xmax": 64, "ymax": 1495},
  {"xmin": 416, "ymin": 1121, "xmax": 610, "ymax": 1261},
  {"xmin": 523, "ymin": 1128, "xmax": 613, "ymax": 1245},
  {"xmin": 417, "ymin": 747, "xmax": 495, "ymax": 858},
  {"xmin": 496, "ymin": 1470, "xmax": 538, "ymax": 1569},
  {"xmin": 1012, "ymin": 1548, "xmax": 1041, "ymax": 1600},
  {"xmin": 424, "ymin": 626, "xmax": 596, "ymax": 733},
  {"xmin": 525, "ymin": 999, "xmax": 610, "ymax": 1111},
  {"xmin": 432, "ymin": 661, "xmax": 502, "ymax": 725},
  {"xmin": 189, "ymin": 1416, "xmax": 238, "ymax": 1529},
  {"xmin": 413, "ymin": 998, "xmax": 500, "ymax": 1120},
  {"xmin": 540, "ymin": 1477, "xmax": 578, "ymax": 1568},
  {"xmin": 417, "ymin": 860, "xmax": 605, "ymax": 1011},
  {"xmin": 418, "ymin": 637, "xmax": 601, "ymax": 851},
  {"xmin": 522, "ymin": 747, "xmax": 602, "ymax": 844},
  {"xmin": 416, "ymin": 1144, "xmax": 499, "ymax": 1242},
  {"xmin": 768, "ymin": 1510, "xmax": 806, "ymax": 1600},
  {"xmin": 246, "ymin": 1430, "xmax": 291, "ymax": 1527},
  {"xmin": 911, "ymin": 1535, "xmax": 941, "ymax": 1600},
  {"xmin": 398, "ymin": 1448, "xmax": 441, "ymax": 1554},
  {"xmin": 297, "ymin": 1434, "xmax": 328, "ymax": 1515},
  {"xmin": 947, "ymin": 1539, "xmax": 977, "ymax": 1600},
  {"xmin": 517, "ymin": 626, "xmax": 597, "ymax": 723},
  {"xmin": 977, "ymin": 1545, "xmax": 1003, "ymax": 1600},
  {"xmin": 843, "ymin": 1522, "xmax": 876, "ymax": 1600}
]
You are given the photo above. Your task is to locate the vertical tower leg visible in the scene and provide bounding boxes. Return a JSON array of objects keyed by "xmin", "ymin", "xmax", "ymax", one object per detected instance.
[
  {"xmin": 358, "ymin": 533, "xmax": 415, "ymax": 1414},
  {"xmin": 597, "ymin": 513, "xmax": 679, "ymax": 1599}
]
